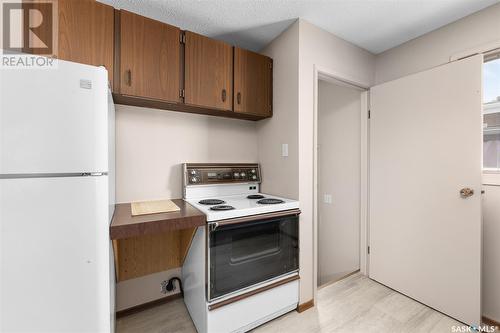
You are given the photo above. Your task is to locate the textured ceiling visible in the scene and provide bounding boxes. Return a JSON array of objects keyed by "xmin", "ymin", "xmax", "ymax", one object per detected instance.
[{"xmin": 99, "ymin": 0, "xmax": 500, "ymax": 54}]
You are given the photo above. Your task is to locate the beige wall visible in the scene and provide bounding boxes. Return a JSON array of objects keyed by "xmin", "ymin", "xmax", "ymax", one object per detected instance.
[
  {"xmin": 317, "ymin": 80, "xmax": 361, "ymax": 286},
  {"xmin": 258, "ymin": 19, "xmax": 375, "ymax": 305},
  {"xmin": 258, "ymin": 21, "xmax": 300, "ymax": 199},
  {"xmin": 115, "ymin": 105, "xmax": 259, "ymax": 309},
  {"xmin": 375, "ymin": 3, "xmax": 500, "ymax": 84},
  {"xmin": 115, "ymin": 268, "xmax": 181, "ymax": 311},
  {"xmin": 116, "ymin": 104, "xmax": 258, "ymax": 203},
  {"xmin": 297, "ymin": 19, "xmax": 375, "ymax": 304},
  {"xmin": 483, "ymin": 183, "xmax": 500, "ymax": 322}
]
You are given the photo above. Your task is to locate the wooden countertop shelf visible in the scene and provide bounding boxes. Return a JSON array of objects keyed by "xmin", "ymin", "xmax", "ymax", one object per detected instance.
[
  {"xmin": 110, "ymin": 199, "xmax": 205, "ymax": 281},
  {"xmin": 110, "ymin": 199, "xmax": 206, "ymax": 240}
]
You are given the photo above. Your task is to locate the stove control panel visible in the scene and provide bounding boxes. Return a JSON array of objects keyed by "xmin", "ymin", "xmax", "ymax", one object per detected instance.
[{"xmin": 184, "ymin": 163, "xmax": 261, "ymax": 185}]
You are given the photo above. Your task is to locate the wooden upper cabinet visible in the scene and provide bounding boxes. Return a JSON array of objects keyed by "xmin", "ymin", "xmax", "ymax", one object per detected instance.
[
  {"xmin": 58, "ymin": 0, "xmax": 114, "ymax": 88},
  {"xmin": 184, "ymin": 32, "xmax": 233, "ymax": 111},
  {"xmin": 119, "ymin": 10, "xmax": 180, "ymax": 103},
  {"xmin": 22, "ymin": 0, "xmax": 115, "ymax": 88},
  {"xmin": 233, "ymin": 47, "xmax": 272, "ymax": 117}
]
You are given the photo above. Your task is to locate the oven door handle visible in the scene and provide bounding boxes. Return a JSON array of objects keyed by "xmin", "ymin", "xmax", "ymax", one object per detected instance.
[
  {"xmin": 209, "ymin": 209, "xmax": 301, "ymax": 228},
  {"xmin": 210, "ymin": 222, "xmax": 219, "ymax": 231}
]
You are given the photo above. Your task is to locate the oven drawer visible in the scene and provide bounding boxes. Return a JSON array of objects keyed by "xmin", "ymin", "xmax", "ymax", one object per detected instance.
[{"xmin": 207, "ymin": 210, "xmax": 300, "ymax": 301}]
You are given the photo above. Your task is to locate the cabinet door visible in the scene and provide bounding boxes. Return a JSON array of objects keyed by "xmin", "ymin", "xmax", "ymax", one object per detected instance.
[
  {"xmin": 184, "ymin": 32, "xmax": 233, "ymax": 111},
  {"xmin": 58, "ymin": 0, "xmax": 114, "ymax": 89},
  {"xmin": 234, "ymin": 47, "xmax": 272, "ymax": 117},
  {"xmin": 119, "ymin": 10, "xmax": 180, "ymax": 102}
]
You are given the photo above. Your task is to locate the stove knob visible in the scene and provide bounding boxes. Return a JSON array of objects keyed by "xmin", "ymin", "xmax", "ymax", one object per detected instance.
[
  {"xmin": 190, "ymin": 177, "xmax": 197, "ymax": 183},
  {"xmin": 251, "ymin": 169, "xmax": 256, "ymax": 173},
  {"xmin": 252, "ymin": 175, "xmax": 257, "ymax": 180},
  {"xmin": 190, "ymin": 170, "xmax": 196, "ymax": 175},
  {"xmin": 240, "ymin": 172, "xmax": 246, "ymax": 177},
  {"xmin": 233, "ymin": 172, "xmax": 240, "ymax": 178}
]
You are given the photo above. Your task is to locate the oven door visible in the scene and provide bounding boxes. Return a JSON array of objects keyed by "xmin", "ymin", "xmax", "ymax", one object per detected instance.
[{"xmin": 207, "ymin": 210, "xmax": 300, "ymax": 301}]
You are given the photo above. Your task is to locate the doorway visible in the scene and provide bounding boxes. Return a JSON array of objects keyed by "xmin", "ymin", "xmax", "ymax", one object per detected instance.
[
  {"xmin": 482, "ymin": 52, "xmax": 500, "ymax": 324},
  {"xmin": 316, "ymin": 79, "xmax": 366, "ymax": 287}
]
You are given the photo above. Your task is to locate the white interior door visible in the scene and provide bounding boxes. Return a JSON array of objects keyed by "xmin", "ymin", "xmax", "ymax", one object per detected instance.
[{"xmin": 369, "ymin": 55, "xmax": 483, "ymax": 326}]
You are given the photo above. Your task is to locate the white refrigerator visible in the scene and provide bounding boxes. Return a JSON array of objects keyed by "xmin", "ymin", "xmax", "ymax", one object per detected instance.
[{"xmin": 0, "ymin": 59, "xmax": 115, "ymax": 332}]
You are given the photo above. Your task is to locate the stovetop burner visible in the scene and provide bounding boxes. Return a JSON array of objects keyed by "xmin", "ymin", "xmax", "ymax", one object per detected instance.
[
  {"xmin": 210, "ymin": 205, "xmax": 235, "ymax": 211},
  {"xmin": 247, "ymin": 194, "xmax": 265, "ymax": 199},
  {"xmin": 199, "ymin": 199, "xmax": 225, "ymax": 205},
  {"xmin": 257, "ymin": 198, "xmax": 285, "ymax": 205}
]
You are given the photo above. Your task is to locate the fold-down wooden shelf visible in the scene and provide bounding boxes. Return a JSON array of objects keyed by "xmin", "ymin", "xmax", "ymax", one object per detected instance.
[
  {"xmin": 110, "ymin": 199, "xmax": 206, "ymax": 282},
  {"xmin": 110, "ymin": 199, "xmax": 205, "ymax": 240}
]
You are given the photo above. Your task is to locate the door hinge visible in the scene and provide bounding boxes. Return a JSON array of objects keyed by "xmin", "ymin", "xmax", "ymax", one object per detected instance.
[
  {"xmin": 368, "ymin": 110, "xmax": 371, "ymax": 119},
  {"xmin": 180, "ymin": 32, "xmax": 186, "ymax": 44},
  {"xmin": 367, "ymin": 246, "xmax": 370, "ymax": 254},
  {"xmin": 269, "ymin": 62, "xmax": 273, "ymax": 69},
  {"xmin": 179, "ymin": 89, "xmax": 185, "ymax": 98}
]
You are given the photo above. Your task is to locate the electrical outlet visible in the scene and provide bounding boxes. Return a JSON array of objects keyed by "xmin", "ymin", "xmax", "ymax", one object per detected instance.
[{"xmin": 160, "ymin": 280, "xmax": 168, "ymax": 294}]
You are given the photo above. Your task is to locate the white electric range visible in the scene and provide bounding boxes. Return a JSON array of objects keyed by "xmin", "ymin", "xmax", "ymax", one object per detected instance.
[
  {"xmin": 182, "ymin": 163, "xmax": 300, "ymax": 333},
  {"xmin": 186, "ymin": 193, "xmax": 299, "ymax": 222}
]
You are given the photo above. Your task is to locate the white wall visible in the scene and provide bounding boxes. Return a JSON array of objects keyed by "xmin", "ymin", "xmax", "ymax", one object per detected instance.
[
  {"xmin": 259, "ymin": 19, "xmax": 375, "ymax": 305},
  {"xmin": 258, "ymin": 21, "xmax": 300, "ymax": 199},
  {"xmin": 115, "ymin": 105, "xmax": 259, "ymax": 309},
  {"xmin": 482, "ymin": 183, "xmax": 500, "ymax": 322},
  {"xmin": 375, "ymin": 3, "xmax": 500, "ymax": 84},
  {"xmin": 116, "ymin": 105, "xmax": 258, "ymax": 203},
  {"xmin": 483, "ymin": 172, "xmax": 500, "ymax": 322},
  {"xmin": 317, "ymin": 80, "xmax": 361, "ymax": 286},
  {"xmin": 297, "ymin": 19, "xmax": 375, "ymax": 304},
  {"xmin": 115, "ymin": 268, "xmax": 181, "ymax": 311}
]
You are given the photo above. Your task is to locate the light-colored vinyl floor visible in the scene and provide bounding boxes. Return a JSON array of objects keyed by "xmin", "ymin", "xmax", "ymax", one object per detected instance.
[{"xmin": 117, "ymin": 273, "xmax": 492, "ymax": 333}]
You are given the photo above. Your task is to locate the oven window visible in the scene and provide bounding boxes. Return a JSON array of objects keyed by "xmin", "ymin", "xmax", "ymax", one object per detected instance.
[
  {"xmin": 230, "ymin": 224, "xmax": 281, "ymax": 264},
  {"xmin": 209, "ymin": 215, "xmax": 299, "ymax": 300}
]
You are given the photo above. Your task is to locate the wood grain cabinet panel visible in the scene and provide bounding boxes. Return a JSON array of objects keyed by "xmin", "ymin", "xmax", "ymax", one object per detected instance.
[
  {"xmin": 184, "ymin": 32, "xmax": 233, "ymax": 111},
  {"xmin": 234, "ymin": 47, "xmax": 272, "ymax": 117},
  {"xmin": 19, "ymin": 0, "xmax": 114, "ymax": 88},
  {"xmin": 119, "ymin": 10, "xmax": 180, "ymax": 103},
  {"xmin": 58, "ymin": 0, "xmax": 114, "ymax": 88},
  {"xmin": 113, "ymin": 228, "xmax": 196, "ymax": 281}
]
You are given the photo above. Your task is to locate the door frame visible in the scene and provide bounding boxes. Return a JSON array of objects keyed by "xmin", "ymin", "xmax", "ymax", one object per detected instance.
[{"xmin": 312, "ymin": 65, "xmax": 370, "ymax": 301}]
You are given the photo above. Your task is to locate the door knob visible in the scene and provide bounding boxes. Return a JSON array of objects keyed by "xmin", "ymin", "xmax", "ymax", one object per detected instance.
[{"xmin": 460, "ymin": 188, "xmax": 474, "ymax": 198}]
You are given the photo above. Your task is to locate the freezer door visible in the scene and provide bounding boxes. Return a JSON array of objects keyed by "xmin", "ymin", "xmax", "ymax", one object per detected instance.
[
  {"xmin": 0, "ymin": 176, "xmax": 111, "ymax": 332},
  {"xmin": 0, "ymin": 59, "xmax": 108, "ymax": 174}
]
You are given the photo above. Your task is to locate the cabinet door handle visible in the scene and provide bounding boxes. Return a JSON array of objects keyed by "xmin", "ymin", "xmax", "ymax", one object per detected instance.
[
  {"xmin": 221, "ymin": 89, "xmax": 227, "ymax": 102},
  {"xmin": 125, "ymin": 70, "xmax": 132, "ymax": 86},
  {"xmin": 237, "ymin": 92, "xmax": 241, "ymax": 105}
]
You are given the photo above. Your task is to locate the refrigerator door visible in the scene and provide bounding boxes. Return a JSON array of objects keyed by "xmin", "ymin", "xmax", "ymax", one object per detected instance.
[
  {"xmin": 0, "ymin": 176, "xmax": 111, "ymax": 332},
  {"xmin": 107, "ymin": 89, "xmax": 116, "ymax": 222},
  {"xmin": 0, "ymin": 59, "xmax": 108, "ymax": 174}
]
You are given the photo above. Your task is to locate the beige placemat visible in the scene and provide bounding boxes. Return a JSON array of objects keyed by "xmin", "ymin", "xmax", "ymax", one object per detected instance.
[{"xmin": 131, "ymin": 199, "xmax": 180, "ymax": 216}]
